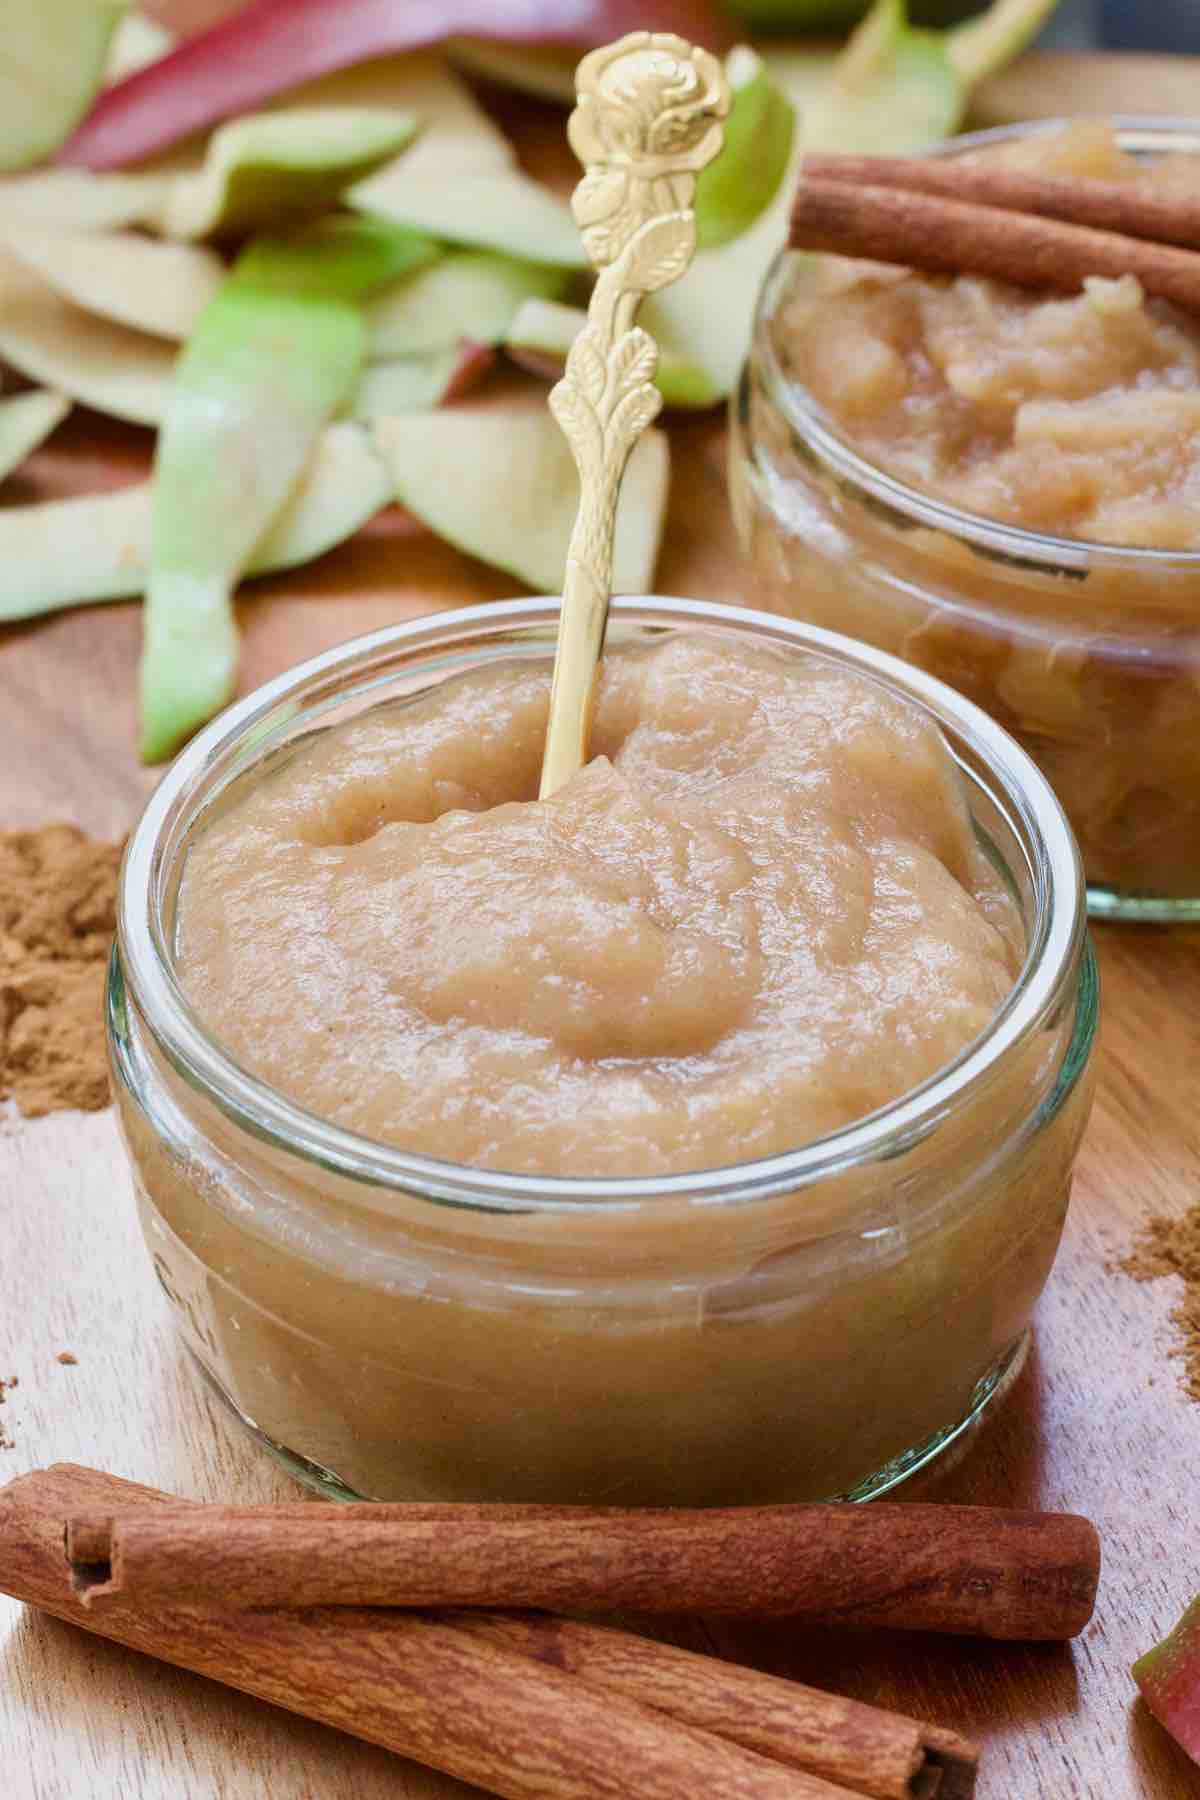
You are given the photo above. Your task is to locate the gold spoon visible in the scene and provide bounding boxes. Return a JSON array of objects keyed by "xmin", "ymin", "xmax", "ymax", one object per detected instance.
[{"xmin": 538, "ymin": 31, "xmax": 731, "ymax": 799}]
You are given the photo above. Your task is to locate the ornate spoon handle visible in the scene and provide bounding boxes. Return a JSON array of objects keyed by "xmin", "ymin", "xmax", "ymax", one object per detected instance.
[{"xmin": 539, "ymin": 31, "xmax": 730, "ymax": 799}]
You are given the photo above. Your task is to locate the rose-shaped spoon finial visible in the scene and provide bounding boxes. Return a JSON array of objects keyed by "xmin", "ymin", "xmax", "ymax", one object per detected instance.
[{"xmin": 539, "ymin": 31, "xmax": 730, "ymax": 799}]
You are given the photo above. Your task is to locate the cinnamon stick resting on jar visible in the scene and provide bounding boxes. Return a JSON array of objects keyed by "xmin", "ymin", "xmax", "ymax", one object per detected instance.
[
  {"xmin": 790, "ymin": 154, "xmax": 1200, "ymax": 312},
  {"xmin": 2, "ymin": 1464, "xmax": 981, "ymax": 1800},
  {"xmin": 65, "ymin": 1498, "xmax": 1101, "ymax": 1640},
  {"xmin": 800, "ymin": 152, "xmax": 1200, "ymax": 251}
]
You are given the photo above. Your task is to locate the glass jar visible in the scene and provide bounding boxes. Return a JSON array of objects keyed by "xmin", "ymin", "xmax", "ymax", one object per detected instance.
[
  {"xmin": 730, "ymin": 118, "xmax": 1200, "ymax": 922},
  {"xmin": 110, "ymin": 596, "xmax": 1096, "ymax": 1505}
]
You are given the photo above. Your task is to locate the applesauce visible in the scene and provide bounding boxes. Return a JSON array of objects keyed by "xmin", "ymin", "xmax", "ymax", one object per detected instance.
[
  {"xmin": 174, "ymin": 632, "xmax": 1020, "ymax": 1176},
  {"xmin": 110, "ymin": 599, "xmax": 1096, "ymax": 1503},
  {"xmin": 732, "ymin": 120, "xmax": 1200, "ymax": 916}
]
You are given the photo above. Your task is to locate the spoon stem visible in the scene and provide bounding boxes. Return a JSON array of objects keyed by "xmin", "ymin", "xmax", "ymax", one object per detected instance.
[{"xmin": 539, "ymin": 31, "xmax": 730, "ymax": 799}]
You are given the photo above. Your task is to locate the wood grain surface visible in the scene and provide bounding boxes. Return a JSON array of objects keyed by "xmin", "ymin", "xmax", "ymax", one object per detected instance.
[{"xmin": 4, "ymin": 35, "xmax": 1200, "ymax": 1800}]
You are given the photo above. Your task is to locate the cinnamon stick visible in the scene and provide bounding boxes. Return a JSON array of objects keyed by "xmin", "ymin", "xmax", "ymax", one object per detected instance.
[
  {"xmin": 66, "ymin": 1499, "xmax": 1101, "ymax": 1639},
  {"xmin": 790, "ymin": 178, "xmax": 1200, "ymax": 314},
  {"xmin": 446, "ymin": 1611, "xmax": 978, "ymax": 1800},
  {"xmin": 63, "ymin": 1500, "xmax": 626, "ymax": 1562},
  {"xmin": 801, "ymin": 153, "xmax": 1200, "ymax": 252},
  {"xmin": 0, "ymin": 1465, "xmax": 876, "ymax": 1800}
]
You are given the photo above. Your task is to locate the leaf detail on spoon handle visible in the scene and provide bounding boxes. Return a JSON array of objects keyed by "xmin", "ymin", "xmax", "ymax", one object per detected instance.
[{"xmin": 539, "ymin": 31, "xmax": 730, "ymax": 800}]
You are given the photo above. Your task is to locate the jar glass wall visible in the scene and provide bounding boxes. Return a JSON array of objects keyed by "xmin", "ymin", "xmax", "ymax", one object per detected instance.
[
  {"xmin": 730, "ymin": 119, "xmax": 1200, "ymax": 922},
  {"xmin": 110, "ymin": 597, "xmax": 1096, "ymax": 1504}
]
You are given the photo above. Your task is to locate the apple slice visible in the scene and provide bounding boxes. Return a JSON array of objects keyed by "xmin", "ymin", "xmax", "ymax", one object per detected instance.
[
  {"xmin": 0, "ymin": 168, "xmax": 175, "ymax": 234},
  {"xmin": 0, "ymin": 84, "xmax": 420, "ymax": 242},
  {"xmin": 284, "ymin": 54, "xmax": 513, "ymax": 177},
  {"xmin": 1, "ymin": 227, "xmax": 224, "ymax": 342},
  {"xmin": 372, "ymin": 408, "xmax": 668, "ymax": 594},
  {"xmin": 504, "ymin": 301, "xmax": 590, "ymax": 384},
  {"xmin": 161, "ymin": 107, "xmax": 418, "ymax": 241},
  {"xmin": 141, "ymin": 217, "xmax": 416, "ymax": 761},
  {"xmin": 0, "ymin": 423, "xmax": 391, "ymax": 625},
  {"xmin": 0, "ymin": 243, "xmax": 176, "ymax": 426},
  {"xmin": 801, "ymin": 0, "xmax": 1060, "ymax": 155},
  {"xmin": 505, "ymin": 299, "xmax": 720, "ymax": 411},
  {"xmin": 354, "ymin": 350, "xmax": 466, "ymax": 417},
  {"xmin": 353, "ymin": 343, "xmax": 495, "ymax": 416},
  {"xmin": 247, "ymin": 419, "xmax": 394, "ymax": 570},
  {"xmin": 800, "ymin": 0, "xmax": 959, "ymax": 154},
  {"xmin": 695, "ymin": 47, "xmax": 796, "ymax": 251},
  {"xmin": 947, "ymin": 0, "xmax": 1061, "ymax": 87},
  {"xmin": 761, "ymin": 47, "xmax": 842, "ymax": 117},
  {"xmin": 0, "ymin": 0, "xmax": 124, "ymax": 171},
  {"xmin": 282, "ymin": 54, "xmax": 582, "ymax": 268},
  {"xmin": 369, "ymin": 250, "xmax": 569, "ymax": 360},
  {"xmin": 61, "ymin": 0, "xmax": 733, "ymax": 170},
  {"xmin": 1135, "ymin": 1596, "xmax": 1200, "ymax": 1764},
  {"xmin": 356, "ymin": 169, "xmax": 582, "ymax": 268},
  {"xmin": 0, "ymin": 390, "xmax": 71, "ymax": 484}
]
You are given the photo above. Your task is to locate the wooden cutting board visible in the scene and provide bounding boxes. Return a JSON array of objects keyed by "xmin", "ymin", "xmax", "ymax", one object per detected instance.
[{"xmin": 3, "ymin": 38, "xmax": 1200, "ymax": 1800}]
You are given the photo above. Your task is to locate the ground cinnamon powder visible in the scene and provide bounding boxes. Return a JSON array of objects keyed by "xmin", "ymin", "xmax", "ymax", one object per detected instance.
[
  {"xmin": 0, "ymin": 825, "xmax": 122, "ymax": 1118},
  {"xmin": 1124, "ymin": 1213, "xmax": 1200, "ymax": 1402}
]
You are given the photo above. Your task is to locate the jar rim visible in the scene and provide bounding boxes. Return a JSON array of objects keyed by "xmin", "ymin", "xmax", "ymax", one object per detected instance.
[
  {"xmin": 117, "ymin": 595, "xmax": 1087, "ymax": 1213},
  {"xmin": 756, "ymin": 114, "xmax": 1200, "ymax": 573}
]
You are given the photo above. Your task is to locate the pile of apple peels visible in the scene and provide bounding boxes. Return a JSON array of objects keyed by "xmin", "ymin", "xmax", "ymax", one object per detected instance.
[{"xmin": 0, "ymin": 0, "xmax": 1055, "ymax": 760}]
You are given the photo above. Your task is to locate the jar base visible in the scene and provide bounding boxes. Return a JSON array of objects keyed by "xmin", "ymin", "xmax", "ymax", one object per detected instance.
[
  {"xmin": 183, "ymin": 1329, "xmax": 1031, "ymax": 1507},
  {"xmin": 835, "ymin": 1327, "xmax": 1029, "ymax": 1501}
]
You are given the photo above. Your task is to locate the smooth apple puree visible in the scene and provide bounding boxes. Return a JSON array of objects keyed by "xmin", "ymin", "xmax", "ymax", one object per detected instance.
[
  {"xmin": 117, "ymin": 629, "xmax": 1093, "ymax": 1503},
  {"xmin": 174, "ymin": 634, "xmax": 1020, "ymax": 1176},
  {"xmin": 783, "ymin": 124, "xmax": 1200, "ymax": 546}
]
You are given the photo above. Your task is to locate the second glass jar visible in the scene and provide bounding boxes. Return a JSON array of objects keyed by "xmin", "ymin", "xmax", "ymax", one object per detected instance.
[{"xmin": 730, "ymin": 119, "xmax": 1200, "ymax": 922}]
